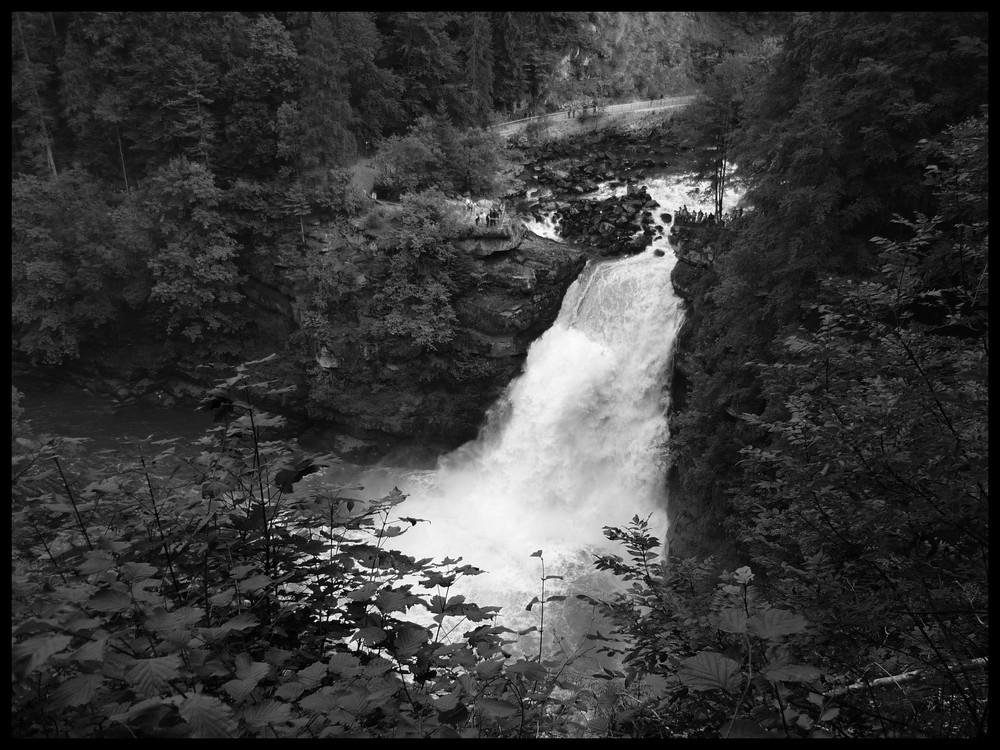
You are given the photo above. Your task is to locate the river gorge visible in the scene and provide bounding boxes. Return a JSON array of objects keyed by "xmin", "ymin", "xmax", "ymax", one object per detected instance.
[{"xmin": 14, "ymin": 130, "xmax": 743, "ymax": 658}]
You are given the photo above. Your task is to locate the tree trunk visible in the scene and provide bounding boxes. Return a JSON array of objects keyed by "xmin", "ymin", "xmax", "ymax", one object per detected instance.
[
  {"xmin": 116, "ymin": 124, "xmax": 131, "ymax": 197},
  {"xmin": 15, "ymin": 12, "xmax": 58, "ymax": 181}
]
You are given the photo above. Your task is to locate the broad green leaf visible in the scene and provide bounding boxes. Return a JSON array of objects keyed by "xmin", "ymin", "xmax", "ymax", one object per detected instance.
[
  {"xmin": 819, "ymin": 707, "xmax": 840, "ymax": 722},
  {"xmin": 54, "ymin": 584, "xmax": 97, "ymax": 603},
  {"xmin": 125, "ymin": 654, "xmax": 182, "ymax": 699},
  {"xmin": 78, "ymin": 550, "xmax": 116, "ymax": 574},
  {"xmin": 749, "ymin": 608, "xmax": 808, "ymax": 639},
  {"xmin": 297, "ymin": 661, "xmax": 328, "ymax": 689},
  {"xmin": 237, "ymin": 574, "xmax": 271, "ymax": 594},
  {"xmin": 221, "ymin": 612, "xmax": 259, "ymax": 631},
  {"xmin": 375, "ymin": 588, "xmax": 412, "ymax": 613},
  {"xmin": 49, "ymin": 673, "xmax": 104, "ymax": 709},
  {"xmin": 13, "ymin": 617, "xmax": 56, "ymax": 636},
  {"xmin": 476, "ymin": 660, "xmax": 503, "ymax": 678},
  {"xmin": 393, "ymin": 626, "xmax": 429, "ymax": 658},
  {"xmin": 121, "ymin": 561, "xmax": 159, "ymax": 582},
  {"xmin": 107, "ymin": 697, "xmax": 165, "ymax": 726},
  {"xmin": 478, "ymin": 697, "xmax": 520, "ymax": 717},
  {"xmin": 366, "ymin": 681, "xmax": 401, "ymax": 705},
  {"xmin": 95, "ymin": 535, "xmax": 130, "ymax": 554},
  {"xmin": 70, "ymin": 637, "xmax": 107, "ymax": 664},
  {"xmin": 82, "ymin": 478, "xmax": 121, "ymax": 496},
  {"xmin": 678, "ymin": 652, "xmax": 742, "ymax": 693},
  {"xmin": 222, "ymin": 676, "xmax": 260, "ymax": 702},
  {"xmin": 230, "ymin": 564, "xmax": 256, "ymax": 580},
  {"xmin": 209, "ymin": 587, "xmax": 236, "ymax": 607},
  {"xmin": 12, "ymin": 634, "xmax": 73, "ymax": 679},
  {"xmin": 347, "ymin": 582, "xmax": 380, "ymax": 601},
  {"xmin": 336, "ymin": 690, "xmax": 369, "ymax": 716},
  {"xmin": 275, "ymin": 681, "xmax": 304, "ymax": 701},
  {"xmin": 354, "ymin": 626, "xmax": 387, "ymax": 646},
  {"xmin": 708, "ymin": 608, "xmax": 748, "ymax": 634},
  {"xmin": 179, "ymin": 692, "xmax": 236, "ymax": 738},
  {"xmin": 299, "ymin": 690, "xmax": 337, "ymax": 713},
  {"xmin": 733, "ymin": 566, "xmax": 755, "ymax": 584},
  {"xmin": 363, "ymin": 656, "xmax": 395, "ymax": 676},
  {"xmin": 147, "ymin": 606, "xmax": 205, "ymax": 633},
  {"xmin": 241, "ymin": 699, "xmax": 291, "ymax": 728},
  {"xmin": 328, "ymin": 652, "xmax": 363, "ymax": 677},
  {"xmin": 234, "ymin": 653, "xmax": 270, "ymax": 682},
  {"xmin": 506, "ymin": 660, "xmax": 548, "ymax": 681},
  {"xmin": 587, "ymin": 715, "xmax": 610, "ymax": 733},
  {"xmin": 264, "ymin": 647, "xmax": 295, "ymax": 667},
  {"xmin": 763, "ymin": 662, "xmax": 822, "ymax": 683}
]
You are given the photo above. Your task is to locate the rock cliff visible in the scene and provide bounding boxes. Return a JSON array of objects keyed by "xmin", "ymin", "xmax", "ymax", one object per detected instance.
[
  {"xmin": 542, "ymin": 12, "xmax": 781, "ymax": 105},
  {"xmin": 292, "ymin": 221, "xmax": 587, "ymax": 456}
]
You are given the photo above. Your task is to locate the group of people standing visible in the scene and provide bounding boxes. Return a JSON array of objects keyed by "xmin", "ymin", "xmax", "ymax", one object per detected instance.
[
  {"xmin": 469, "ymin": 198, "xmax": 506, "ymax": 228},
  {"xmin": 674, "ymin": 205, "xmax": 744, "ymax": 227},
  {"xmin": 476, "ymin": 206, "xmax": 504, "ymax": 227},
  {"xmin": 565, "ymin": 99, "xmax": 599, "ymax": 119}
]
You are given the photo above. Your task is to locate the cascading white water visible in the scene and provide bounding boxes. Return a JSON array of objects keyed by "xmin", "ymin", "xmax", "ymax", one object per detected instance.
[
  {"xmin": 357, "ymin": 173, "xmax": 741, "ymax": 656},
  {"xmin": 375, "ymin": 248, "xmax": 681, "ymax": 657}
]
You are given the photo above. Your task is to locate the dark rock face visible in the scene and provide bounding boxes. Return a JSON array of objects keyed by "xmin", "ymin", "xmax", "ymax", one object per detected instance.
[
  {"xmin": 452, "ymin": 221, "xmax": 526, "ymax": 258},
  {"xmin": 670, "ymin": 256, "xmax": 706, "ymax": 302},
  {"xmin": 310, "ymin": 228, "xmax": 587, "ymax": 450}
]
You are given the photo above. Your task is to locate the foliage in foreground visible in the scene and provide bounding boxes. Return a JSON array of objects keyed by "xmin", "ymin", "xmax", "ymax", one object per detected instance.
[
  {"xmin": 12, "ymin": 363, "xmax": 987, "ymax": 738},
  {"xmin": 12, "ymin": 366, "xmax": 535, "ymax": 738}
]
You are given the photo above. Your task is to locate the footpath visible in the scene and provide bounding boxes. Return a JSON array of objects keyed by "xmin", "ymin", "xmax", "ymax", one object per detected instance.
[{"xmin": 490, "ymin": 94, "xmax": 697, "ymax": 137}]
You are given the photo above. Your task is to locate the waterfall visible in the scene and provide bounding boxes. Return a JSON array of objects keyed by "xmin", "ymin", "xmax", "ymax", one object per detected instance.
[
  {"xmin": 363, "ymin": 245, "xmax": 682, "ymax": 658},
  {"xmin": 355, "ymin": 174, "xmax": 739, "ymax": 655}
]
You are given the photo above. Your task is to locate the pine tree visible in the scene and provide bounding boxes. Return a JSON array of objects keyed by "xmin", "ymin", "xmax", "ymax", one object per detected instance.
[
  {"xmin": 460, "ymin": 12, "xmax": 495, "ymax": 124},
  {"xmin": 12, "ymin": 12, "xmax": 60, "ymax": 178}
]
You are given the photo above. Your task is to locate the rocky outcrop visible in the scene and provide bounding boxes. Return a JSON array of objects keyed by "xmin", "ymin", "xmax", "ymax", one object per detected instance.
[
  {"xmin": 455, "ymin": 229, "xmax": 586, "ymax": 349},
  {"xmin": 303, "ymin": 225, "xmax": 587, "ymax": 451},
  {"xmin": 452, "ymin": 221, "xmax": 526, "ymax": 258}
]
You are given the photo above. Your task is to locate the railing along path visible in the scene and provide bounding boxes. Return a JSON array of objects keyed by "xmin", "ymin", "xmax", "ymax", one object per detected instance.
[{"xmin": 490, "ymin": 95, "xmax": 697, "ymax": 136}]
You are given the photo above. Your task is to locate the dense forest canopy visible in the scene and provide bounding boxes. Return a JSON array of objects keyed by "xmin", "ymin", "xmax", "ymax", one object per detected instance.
[{"xmin": 12, "ymin": 11, "xmax": 988, "ymax": 739}]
